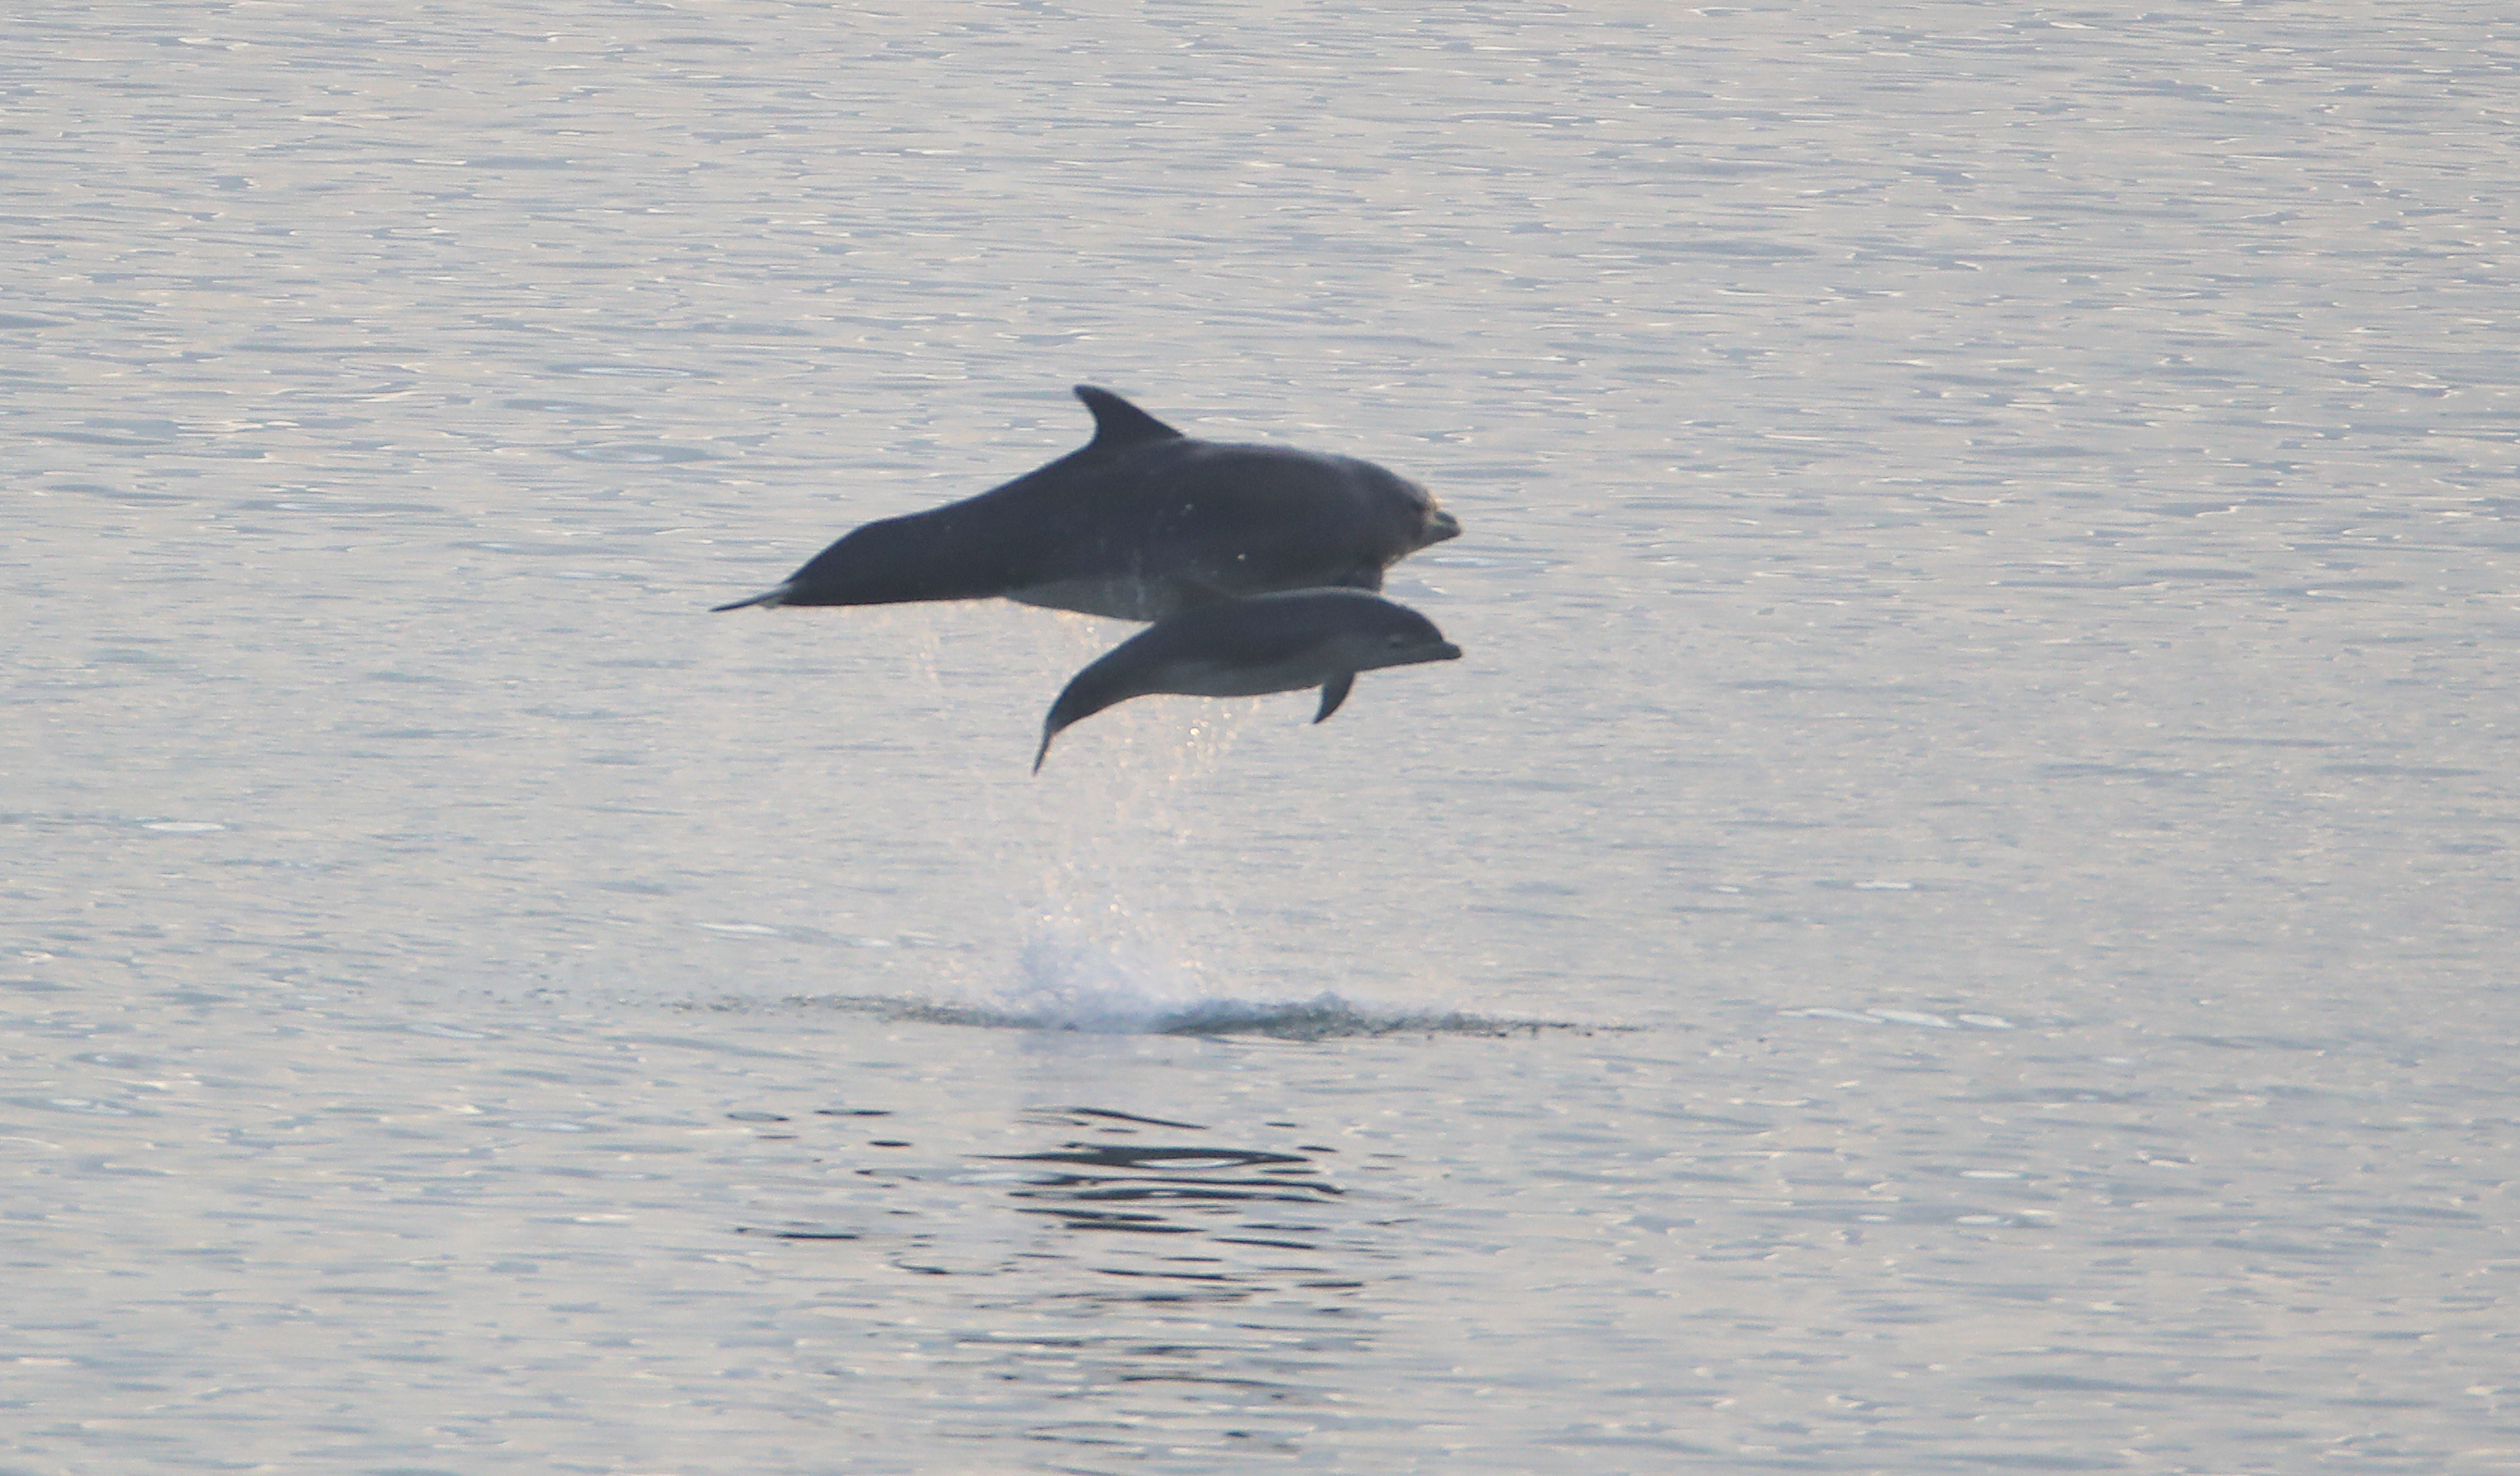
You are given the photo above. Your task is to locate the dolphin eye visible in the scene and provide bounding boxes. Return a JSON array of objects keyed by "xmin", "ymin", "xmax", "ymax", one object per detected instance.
[{"xmin": 1385, "ymin": 633, "xmax": 1409, "ymax": 647}]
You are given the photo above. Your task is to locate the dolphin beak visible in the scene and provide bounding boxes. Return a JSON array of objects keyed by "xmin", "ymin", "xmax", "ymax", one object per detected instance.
[
  {"xmin": 1418, "ymin": 507, "xmax": 1461, "ymax": 547},
  {"xmin": 1432, "ymin": 642, "xmax": 1462, "ymax": 662}
]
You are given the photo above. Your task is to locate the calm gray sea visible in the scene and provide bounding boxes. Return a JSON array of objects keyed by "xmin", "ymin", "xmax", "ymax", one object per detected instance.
[{"xmin": 7, "ymin": 2, "xmax": 2516, "ymax": 1471}]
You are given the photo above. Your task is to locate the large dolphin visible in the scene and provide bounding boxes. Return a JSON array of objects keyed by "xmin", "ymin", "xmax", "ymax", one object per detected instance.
[
  {"xmin": 1032, "ymin": 589, "xmax": 1461, "ymax": 772},
  {"xmin": 712, "ymin": 386, "xmax": 1460, "ymax": 621}
]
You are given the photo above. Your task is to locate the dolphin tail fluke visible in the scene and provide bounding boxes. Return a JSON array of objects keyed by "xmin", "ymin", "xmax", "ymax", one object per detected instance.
[
  {"xmin": 1032, "ymin": 726, "xmax": 1057, "ymax": 775},
  {"xmin": 1313, "ymin": 671, "xmax": 1356, "ymax": 723},
  {"xmin": 709, "ymin": 584, "xmax": 791, "ymax": 612}
]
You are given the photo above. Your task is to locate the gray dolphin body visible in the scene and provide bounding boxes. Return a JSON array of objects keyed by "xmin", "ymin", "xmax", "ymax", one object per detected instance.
[
  {"xmin": 712, "ymin": 387, "xmax": 1459, "ymax": 621},
  {"xmin": 1033, "ymin": 589, "xmax": 1461, "ymax": 771}
]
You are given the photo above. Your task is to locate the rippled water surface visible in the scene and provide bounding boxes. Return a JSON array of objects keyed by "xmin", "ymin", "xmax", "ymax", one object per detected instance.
[{"xmin": 8, "ymin": 2, "xmax": 2517, "ymax": 1471}]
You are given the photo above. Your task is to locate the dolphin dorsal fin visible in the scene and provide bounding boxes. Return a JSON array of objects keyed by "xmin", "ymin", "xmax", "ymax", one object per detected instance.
[{"xmin": 1074, "ymin": 386, "xmax": 1183, "ymax": 450}]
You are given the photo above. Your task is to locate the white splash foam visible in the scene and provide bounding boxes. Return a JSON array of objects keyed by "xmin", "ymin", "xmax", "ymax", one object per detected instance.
[{"xmin": 998, "ymin": 927, "xmax": 1208, "ymax": 1033}]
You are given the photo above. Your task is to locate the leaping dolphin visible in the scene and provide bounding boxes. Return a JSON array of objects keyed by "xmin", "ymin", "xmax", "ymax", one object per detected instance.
[
  {"xmin": 711, "ymin": 386, "xmax": 1460, "ymax": 621},
  {"xmin": 1032, "ymin": 589, "xmax": 1461, "ymax": 772}
]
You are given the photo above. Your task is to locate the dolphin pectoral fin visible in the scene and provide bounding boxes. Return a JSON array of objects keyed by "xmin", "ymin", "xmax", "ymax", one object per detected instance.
[
  {"xmin": 1036, "ymin": 660, "xmax": 1136, "ymax": 771},
  {"xmin": 1314, "ymin": 671, "xmax": 1356, "ymax": 724},
  {"xmin": 1074, "ymin": 386, "xmax": 1183, "ymax": 450}
]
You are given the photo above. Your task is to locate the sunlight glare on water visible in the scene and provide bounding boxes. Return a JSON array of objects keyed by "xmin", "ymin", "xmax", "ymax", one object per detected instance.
[{"xmin": 6, "ymin": 1, "xmax": 2516, "ymax": 1471}]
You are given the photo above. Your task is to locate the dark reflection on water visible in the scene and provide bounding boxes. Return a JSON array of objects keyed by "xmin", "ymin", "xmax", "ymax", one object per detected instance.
[
  {"xmin": 740, "ymin": 1105, "xmax": 1361, "ymax": 1276},
  {"xmin": 744, "ymin": 1103, "xmax": 1381, "ymax": 1453},
  {"xmin": 1062, "ymin": 1105, "xmax": 1204, "ymax": 1129},
  {"xmin": 990, "ymin": 1106, "xmax": 1351, "ymax": 1275},
  {"xmin": 995, "ymin": 1130, "xmax": 1341, "ymax": 1246}
]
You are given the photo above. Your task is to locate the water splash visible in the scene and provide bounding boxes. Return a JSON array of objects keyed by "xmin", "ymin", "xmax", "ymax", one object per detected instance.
[{"xmin": 999, "ymin": 923, "xmax": 1210, "ymax": 1032}]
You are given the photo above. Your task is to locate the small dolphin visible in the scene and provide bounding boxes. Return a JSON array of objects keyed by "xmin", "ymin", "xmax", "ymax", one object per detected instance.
[
  {"xmin": 713, "ymin": 386, "xmax": 1460, "ymax": 621},
  {"xmin": 1033, "ymin": 589, "xmax": 1461, "ymax": 772}
]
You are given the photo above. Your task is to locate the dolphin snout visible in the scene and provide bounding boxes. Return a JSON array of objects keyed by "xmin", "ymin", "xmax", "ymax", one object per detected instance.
[
  {"xmin": 1419, "ymin": 507, "xmax": 1461, "ymax": 547},
  {"xmin": 1432, "ymin": 642, "xmax": 1463, "ymax": 662}
]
